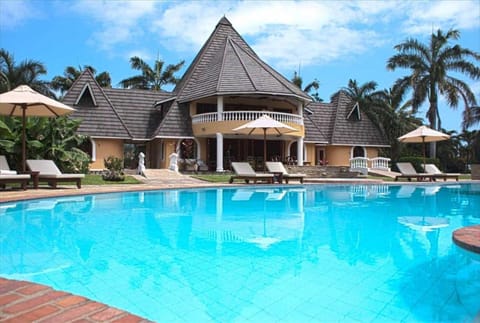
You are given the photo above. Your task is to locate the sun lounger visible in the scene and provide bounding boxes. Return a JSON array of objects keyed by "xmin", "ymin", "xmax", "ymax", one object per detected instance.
[
  {"xmin": 0, "ymin": 155, "xmax": 18, "ymax": 175},
  {"xmin": 0, "ymin": 155, "xmax": 30, "ymax": 190},
  {"xmin": 0, "ymin": 174, "xmax": 30, "ymax": 190},
  {"xmin": 395, "ymin": 162, "xmax": 434, "ymax": 182},
  {"xmin": 26, "ymin": 159, "xmax": 85, "ymax": 188},
  {"xmin": 229, "ymin": 162, "xmax": 274, "ymax": 184},
  {"xmin": 423, "ymin": 164, "xmax": 459, "ymax": 181},
  {"xmin": 265, "ymin": 161, "xmax": 306, "ymax": 184}
]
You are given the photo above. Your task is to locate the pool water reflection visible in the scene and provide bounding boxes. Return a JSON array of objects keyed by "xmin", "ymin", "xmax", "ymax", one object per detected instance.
[{"xmin": 1, "ymin": 184, "xmax": 479, "ymax": 322}]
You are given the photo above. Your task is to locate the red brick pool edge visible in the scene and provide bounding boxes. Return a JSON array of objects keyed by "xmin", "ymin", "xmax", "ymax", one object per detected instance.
[
  {"xmin": 0, "ymin": 278, "xmax": 153, "ymax": 322},
  {"xmin": 452, "ymin": 225, "xmax": 480, "ymax": 255}
]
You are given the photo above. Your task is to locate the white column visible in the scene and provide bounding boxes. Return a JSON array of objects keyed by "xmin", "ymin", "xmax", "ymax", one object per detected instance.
[
  {"xmin": 217, "ymin": 96, "xmax": 223, "ymax": 121},
  {"xmin": 297, "ymin": 137, "xmax": 304, "ymax": 166},
  {"xmin": 297, "ymin": 101, "xmax": 304, "ymax": 166},
  {"xmin": 216, "ymin": 132, "xmax": 224, "ymax": 172}
]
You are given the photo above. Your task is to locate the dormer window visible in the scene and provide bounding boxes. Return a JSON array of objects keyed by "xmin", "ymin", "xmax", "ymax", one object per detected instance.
[
  {"xmin": 75, "ymin": 83, "xmax": 97, "ymax": 107},
  {"xmin": 346, "ymin": 102, "xmax": 361, "ymax": 121}
]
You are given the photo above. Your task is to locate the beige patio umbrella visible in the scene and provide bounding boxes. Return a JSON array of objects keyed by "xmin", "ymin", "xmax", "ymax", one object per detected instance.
[
  {"xmin": 0, "ymin": 85, "xmax": 76, "ymax": 172},
  {"xmin": 233, "ymin": 114, "xmax": 296, "ymax": 172},
  {"xmin": 398, "ymin": 125, "xmax": 450, "ymax": 167}
]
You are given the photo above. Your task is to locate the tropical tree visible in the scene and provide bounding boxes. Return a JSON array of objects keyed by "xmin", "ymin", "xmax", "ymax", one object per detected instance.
[
  {"xmin": 463, "ymin": 105, "xmax": 480, "ymax": 129},
  {"xmin": 375, "ymin": 85, "xmax": 422, "ymax": 161},
  {"xmin": 0, "ymin": 48, "xmax": 53, "ymax": 96},
  {"xmin": 291, "ymin": 71, "xmax": 322, "ymax": 102},
  {"xmin": 51, "ymin": 65, "xmax": 111, "ymax": 97},
  {"xmin": 119, "ymin": 56, "xmax": 185, "ymax": 90},
  {"xmin": 0, "ymin": 115, "xmax": 89, "ymax": 173},
  {"xmin": 335, "ymin": 79, "xmax": 388, "ymax": 131},
  {"xmin": 387, "ymin": 29, "xmax": 480, "ymax": 157}
]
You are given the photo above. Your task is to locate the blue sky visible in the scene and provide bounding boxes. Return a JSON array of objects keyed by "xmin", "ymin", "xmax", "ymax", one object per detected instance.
[{"xmin": 1, "ymin": 0, "xmax": 479, "ymax": 132}]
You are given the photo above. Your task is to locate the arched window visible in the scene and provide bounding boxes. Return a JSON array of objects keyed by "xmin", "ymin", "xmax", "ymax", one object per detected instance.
[{"xmin": 352, "ymin": 146, "xmax": 366, "ymax": 158}]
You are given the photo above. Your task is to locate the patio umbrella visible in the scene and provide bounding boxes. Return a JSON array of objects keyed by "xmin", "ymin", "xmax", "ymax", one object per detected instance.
[
  {"xmin": 0, "ymin": 85, "xmax": 76, "ymax": 172},
  {"xmin": 398, "ymin": 125, "xmax": 450, "ymax": 167},
  {"xmin": 232, "ymin": 114, "xmax": 296, "ymax": 171}
]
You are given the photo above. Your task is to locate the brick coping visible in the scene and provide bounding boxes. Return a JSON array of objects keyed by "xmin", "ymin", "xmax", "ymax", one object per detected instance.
[
  {"xmin": 0, "ymin": 278, "xmax": 153, "ymax": 322},
  {"xmin": 452, "ymin": 225, "xmax": 480, "ymax": 254}
]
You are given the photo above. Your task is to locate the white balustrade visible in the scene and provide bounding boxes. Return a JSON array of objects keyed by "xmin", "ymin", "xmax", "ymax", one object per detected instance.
[
  {"xmin": 350, "ymin": 157, "xmax": 391, "ymax": 174},
  {"xmin": 370, "ymin": 157, "xmax": 391, "ymax": 171},
  {"xmin": 192, "ymin": 111, "xmax": 303, "ymax": 125}
]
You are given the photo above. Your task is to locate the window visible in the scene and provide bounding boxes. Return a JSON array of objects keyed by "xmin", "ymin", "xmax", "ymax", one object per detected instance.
[
  {"xmin": 352, "ymin": 146, "xmax": 366, "ymax": 158},
  {"xmin": 346, "ymin": 102, "xmax": 361, "ymax": 121}
]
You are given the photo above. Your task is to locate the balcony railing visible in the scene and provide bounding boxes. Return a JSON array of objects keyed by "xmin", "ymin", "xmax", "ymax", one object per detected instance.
[
  {"xmin": 349, "ymin": 157, "xmax": 391, "ymax": 175},
  {"xmin": 192, "ymin": 111, "xmax": 304, "ymax": 125}
]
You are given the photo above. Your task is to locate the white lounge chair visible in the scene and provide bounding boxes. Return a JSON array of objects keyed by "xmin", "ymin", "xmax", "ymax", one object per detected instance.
[
  {"xmin": 229, "ymin": 162, "xmax": 274, "ymax": 184},
  {"xmin": 395, "ymin": 162, "xmax": 434, "ymax": 182},
  {"xmin": 423, "ymin": 164, "xmax": 459, "ymax": 181},
  {"xmin": 0, "ymin": 155, "xmax": 17, "ymax": 175},
  {"xmin": 0, "ymin": 155, "xmax": 30, "ymax": 190},
  {"xmin": 27, "ymin": 159, "xmax": 85, "ymax": 189},
  {"xmin": 265, "ymin": 161, "xmax": 306, "ymax": 184}
]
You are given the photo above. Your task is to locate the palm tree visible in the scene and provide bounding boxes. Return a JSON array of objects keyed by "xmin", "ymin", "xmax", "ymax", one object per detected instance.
[
  {"xmin": 291, "ymin": 71, "xmax": 322, "ymax": 102},
  {"xmin": 51, "ymin": 65, "xmax": 112, "ymax": 97},
  {"xmin": 335, "ymin": 79, "xmax": 386, "ymax": 131},
  {"xmin": 119, "ymin": 56, "xmax": 185, "ymax": 90},
  {"xmin": 387, "ymin": 29, "xmax": 480, "ymax": 157},
  {"xmin": 376, "ymin": 85, "xmax": 422, "ymax": 161},
  {"xmin": 463, "ymin": 105, "xmax": 480, "ymax": 129},
  {"xmin": 0, "ymin": 48, "xmax": 53, "ymax": 96}
]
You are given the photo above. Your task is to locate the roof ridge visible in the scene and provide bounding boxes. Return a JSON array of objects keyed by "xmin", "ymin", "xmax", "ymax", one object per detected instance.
[
  {"xmin": 216, "ymin": 37, "xmax": 230, "ymax": 93},
  {"xmin": 229, "ymin": 38, "xmax": 311, "ymax": 101},
  {"xmin": 227, "ymin": 37, "xmax": 258, "ymax": 91},
  {"xmin": 93, "ymin": 79, "xmax": 134, "ymax": 139}
]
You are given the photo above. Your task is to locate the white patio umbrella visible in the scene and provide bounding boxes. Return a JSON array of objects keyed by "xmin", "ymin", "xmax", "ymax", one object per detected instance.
[
  {"xmin": 232, "ymin": 114, "xmax": 296, "ymax": 171},
  {"xmin": 398, "ymin": 125, "xmax": 450, "ymax": 167},
  {"xmin": 0, "ymin": 85, "xmax": 76, "ymax": 172}
]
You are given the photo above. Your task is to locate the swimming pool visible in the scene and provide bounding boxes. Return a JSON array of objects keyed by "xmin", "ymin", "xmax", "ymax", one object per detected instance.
[{"xmin": 1, "ymin": 184, "xmax": 479, "ymax": 322}]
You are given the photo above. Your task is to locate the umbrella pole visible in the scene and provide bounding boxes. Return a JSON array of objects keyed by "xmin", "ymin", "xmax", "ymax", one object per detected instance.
[
  {"xmin": 422, "ymin": 136, "xmax": 426, "ymax": 170},
  {"xmin": 22, "ymin": 105, "xmax": 26, "ymax": 173},
  {"xmin": 263, "ymin": 128, "xmax": 267, "ymax": 172}
]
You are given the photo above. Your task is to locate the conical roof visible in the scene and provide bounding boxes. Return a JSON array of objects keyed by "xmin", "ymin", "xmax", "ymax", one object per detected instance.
[{"xmin": 174, "ymin": 17, "xmax": 311, "ymax": 103}]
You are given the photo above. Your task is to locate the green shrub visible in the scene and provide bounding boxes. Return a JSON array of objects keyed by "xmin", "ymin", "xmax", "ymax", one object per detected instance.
[{"xmin": 102, "ymin": 156, "xmax": 125, "ymax": 181}]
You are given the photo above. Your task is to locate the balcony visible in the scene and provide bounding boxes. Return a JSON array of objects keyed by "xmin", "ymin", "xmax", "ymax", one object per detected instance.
[{"xmin": 192, "ymin": 111, "xmax": 304, "ymax": 137}]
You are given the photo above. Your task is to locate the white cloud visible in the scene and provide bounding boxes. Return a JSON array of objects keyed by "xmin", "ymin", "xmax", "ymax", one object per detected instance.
[
  {"xmin": 0, "ymin": 0, "xmax": 38, "ymax": 30},
  {"xmin": 66, "ymin": 0, "xmax": 479, "ymax": 70},
  {"xmin": 71, "ymin": 0, "xmax": 157, "ymax": 51},
  {"xmin": 402, "ymin": 0, "xmax": 480, "ymax": 34}
]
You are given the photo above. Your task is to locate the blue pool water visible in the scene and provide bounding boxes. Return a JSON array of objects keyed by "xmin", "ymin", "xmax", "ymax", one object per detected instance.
[{"xmin": 1, "ymin": 184, "xmax": 479, "ymax": 322}]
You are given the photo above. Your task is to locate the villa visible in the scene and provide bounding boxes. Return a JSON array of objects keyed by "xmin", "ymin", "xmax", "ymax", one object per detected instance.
[{"xmin": 62, "ymin": 17, "xmax": 388, "ymax": 172}]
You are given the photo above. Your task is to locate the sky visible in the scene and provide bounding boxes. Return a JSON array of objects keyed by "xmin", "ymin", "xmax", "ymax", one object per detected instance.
[{"xmin": 1, "ymin": 0, "xmax": 479, "ymax": 132}]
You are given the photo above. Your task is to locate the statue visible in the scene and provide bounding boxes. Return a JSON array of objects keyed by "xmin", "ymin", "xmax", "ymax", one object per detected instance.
[
  {"xmin": 138, "ymin": 152, "xmax": 146, "ymax": 176},
  {"xmin": 169, "ymin": 151, "xmax": 179, "ymax": 172}
]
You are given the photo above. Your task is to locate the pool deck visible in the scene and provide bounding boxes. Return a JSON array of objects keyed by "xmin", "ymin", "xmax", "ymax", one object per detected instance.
[
  {"xmin": 453, "ymin": 225, "xmax": 480, "ymax": 254},
  {"xmin": 1, "ymin": 172, "xmax": 478, "ymax": 322}
]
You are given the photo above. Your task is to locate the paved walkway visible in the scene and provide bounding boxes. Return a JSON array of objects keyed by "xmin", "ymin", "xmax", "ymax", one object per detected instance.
[{"xmin": 0, "ymin": 278, "xmax": 152, "ymax": 322}]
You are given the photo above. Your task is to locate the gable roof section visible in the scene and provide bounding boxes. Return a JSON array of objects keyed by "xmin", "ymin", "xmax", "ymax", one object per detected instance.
[
  {"xmin": 174, "ymin": 17, "xmax": 311, "ymax": 103},
  {"xmin": 103, "ymin": 88, "xmax": 172, "ymax": 139},
  {"xmin": 330, "ymin": 92, "xmax": 388, "ymax": 146},
  {"xmin": 63, "ymin": 70, "xmax": 132, "ymax": 139},
  {"xmin": 152, "ymin": 101, "xmax": 193, "ymax": 138},
  {"xmin": 303, "ymin": 102, "xmax": 336, "ymax": 143},
  {"xmin": 63, "ymin": 70, "xmax": 174, "ymax": 140}
]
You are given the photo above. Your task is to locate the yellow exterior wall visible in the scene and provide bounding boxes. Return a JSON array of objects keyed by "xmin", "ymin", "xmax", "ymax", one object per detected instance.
[
  {"xmin": 305, "ymin": 144, "xmax": 316, "ymax": 165},
  {"xmin": 325, "ymin": 146, "xmax": 380, "ymax": 166},
  {"xmin": 90, "ymin": 138, "xmax": 123, "ymax": 170}
]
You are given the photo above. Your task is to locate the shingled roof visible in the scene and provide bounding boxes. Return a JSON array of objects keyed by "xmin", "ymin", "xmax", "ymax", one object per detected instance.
[
  {"xmin": 304, "ymin": 91, "xmax": 389, "ymax": 146},
  {"xmin": 173, "ymin": 16, "xmax": 311, "ymax": 103},
  {"xmin": 63, "ymin": 70, "xmax": 173, "ymax": 140}
]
